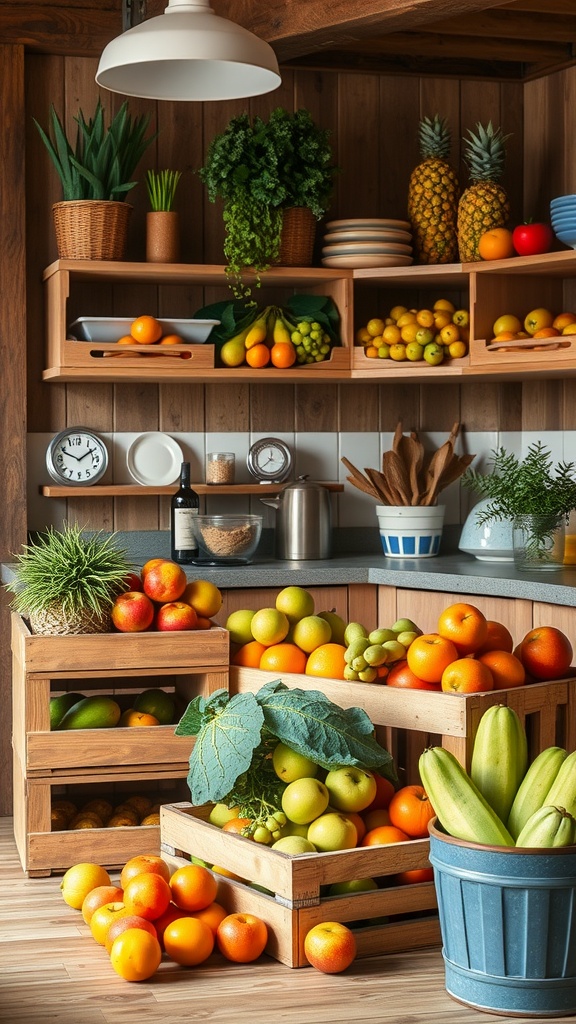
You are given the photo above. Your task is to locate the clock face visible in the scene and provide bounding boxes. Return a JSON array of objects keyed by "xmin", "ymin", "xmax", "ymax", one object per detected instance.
[
  {"xmin": 46, "ymin": 428, "xmax": 109, "ymax": 486},
  {"xmin": 247, "ymin": 437, "xmax": 293, "ymax": 482}
]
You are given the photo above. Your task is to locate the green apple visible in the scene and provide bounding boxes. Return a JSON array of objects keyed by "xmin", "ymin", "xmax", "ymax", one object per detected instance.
[
  {"xmin": 272, "ymin": 741, "xmax": 318, "ymax": 783},
  {"xmin": 392, "ymin": 618, "xmax": 421, "ymax": 634},
  {"xmin": 343, "ymin": 621, "xmax": 369, "ymax": 646},
  {"xmin": 307, "ymin": 812, "xmax": 358, "ymax": 851},
  {"xmin": 405, "ymin": 341, "xmax": 424, "ymax": 362},
  {"xmin": 225, "ymin": 608, "xmax": 256, "ymax": 646},
  {"xmin": 368, "ymin": 628, "xmax": 397, "ymax": 645},
  {"xmin": 329, "ymin": 878, "xmax": 379, "ymax": 896},
  {"xmin": 324, "ymin": 766, "xmax": 377, "ymax": 813},
  {"xmin": 271, "ymin": 835, "xmax": 317, "ymax": 854},
  {"xmin": 281, "ymin": 777, "xmax": 330, "ymax": 824},
  {"xmin": 281, "ymin": 820, "xmax": 310, "ymax": 838},
  {"xmin": 415, "ymin": 327, "xmax": 434, "ymax": 347},
  {"xmin": 318, "ymin": 610, "xmax": 347, "ymax": 646},
  {"xmin": 208, "ymin": 802, "xmax": 240, "ymax": 828},
  {"xmin": 382, "ymin": 639, "xmax": 408, "ymax": 662},
  {"xmin": 423, "ymin": 341, "xmax": 444, "ymax": 366},
  {"xmin": 396, "ymin": 630, "xmax": 420, "ymax": 648}
]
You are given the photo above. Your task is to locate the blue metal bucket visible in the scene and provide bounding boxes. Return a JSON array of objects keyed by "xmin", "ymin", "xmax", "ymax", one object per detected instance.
[{"xmin": 429, "ymin": 822, "xmax": 576, "ymax": 1017}]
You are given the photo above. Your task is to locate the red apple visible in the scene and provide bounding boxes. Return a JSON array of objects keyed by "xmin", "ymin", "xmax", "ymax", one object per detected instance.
[
  {"xmin": 143, "ymin": 560, "xmax": 187, "ymax": 603},
  {"xmin": 112, "ymin": 590, "xmax": 155, "ymax": 633},
  {"xmin": 303, "ymin": 921, "xmax": 357, "ymax": 973},
  {"xmin": 516, "ymin": 626, "xmax": 573, "ymax": 680},
  {"xmin": 156, "ymin": 601, "xmax": 199, "ymax": 632},
  {"xmin": 512, "ymin": 222, "xmax": 554, "ymax": 257},
  {"xmin": 123, "ymin": 570, "xmax": 144, "ymax": 592}
]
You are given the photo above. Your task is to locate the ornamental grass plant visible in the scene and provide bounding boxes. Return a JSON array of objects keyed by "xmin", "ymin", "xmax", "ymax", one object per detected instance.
[{"xmin": 146, "ymin": 169, "xmax": 182, "ymax": 212}]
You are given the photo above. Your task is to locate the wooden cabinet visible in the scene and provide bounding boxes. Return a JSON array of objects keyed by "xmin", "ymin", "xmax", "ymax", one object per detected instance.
[{"xmin": 42, "ymin": 251, "xmax": 576, "ymax": 385}]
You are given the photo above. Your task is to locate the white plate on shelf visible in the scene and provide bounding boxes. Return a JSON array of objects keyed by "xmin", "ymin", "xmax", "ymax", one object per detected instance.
[
  {"xmin": 68, "ymin": 317, "xmax": 220, "ymax": 344},
  {"xmin": 322, "ymin": 241, "xmax": 413, "ymax": 256},
  {"xmin": 321, "ymin": 254, "xmax": 414, "ymax": 269},
  {"xmin": 324, "ymin": 229, "xmax": 413, "ymax": 244},
  {"xmin": 126, "ymin": 433, "xmax": 184, "ymax": 486},
  {"xmin": 325, "ymin": 218, "xmax": 411, "ymax": 231}
]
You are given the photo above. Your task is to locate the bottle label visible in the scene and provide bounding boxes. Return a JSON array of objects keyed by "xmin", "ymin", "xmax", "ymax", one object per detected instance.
[{"xmin": 173, "ymin": 508, "xmax": 198, "ymax": 549}]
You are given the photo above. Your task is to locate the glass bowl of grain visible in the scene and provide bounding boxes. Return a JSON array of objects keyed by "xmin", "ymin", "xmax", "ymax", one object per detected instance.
[{"xmin": 192, "ymin": 514, "xmax": 263, "ymax": 564}]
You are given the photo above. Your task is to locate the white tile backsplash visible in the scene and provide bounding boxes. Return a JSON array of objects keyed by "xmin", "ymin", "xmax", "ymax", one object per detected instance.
[{"xmin": 27, "ymin": 429, "xmax": 571, "ymax": 536}]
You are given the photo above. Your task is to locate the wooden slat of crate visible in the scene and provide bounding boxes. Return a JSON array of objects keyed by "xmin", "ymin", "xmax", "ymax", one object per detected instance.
[
  {"xmin": 160, "ymin": 803, "xmax": 439, "ymax": 968},
  {"xmin": 469, "ymin": 336, "xmax": 576, "ymax": 369},
  {"xmin": 229, "ymin": 666, "xmax": 573, "ymax": 773},
  {"xmin": 11, "ymin": 613, "xmax": 229, "ymax": 672},
  {"xmin": 56, "ymin": 337, "xmax": 215, "ymax": 370}
]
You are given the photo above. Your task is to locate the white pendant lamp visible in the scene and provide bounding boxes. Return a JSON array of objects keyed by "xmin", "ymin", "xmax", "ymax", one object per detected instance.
[{"xmin": 96, "ymin": 0, "xmax": 281, "ymax": 102}]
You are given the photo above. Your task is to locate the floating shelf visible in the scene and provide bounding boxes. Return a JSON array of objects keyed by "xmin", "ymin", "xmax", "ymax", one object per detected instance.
[{"xmin": 41, "ymin": 482, "xmax": 345, "ymax": 498}]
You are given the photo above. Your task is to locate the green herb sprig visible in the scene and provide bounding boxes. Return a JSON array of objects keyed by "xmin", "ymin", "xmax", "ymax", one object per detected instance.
[
  {"xmin": 462, "ymin": 443, "xmax": 576, "ymax": 524},
  {"xmin": 146, "ymin": 169, "xmax": 182, "ymax": 212}
]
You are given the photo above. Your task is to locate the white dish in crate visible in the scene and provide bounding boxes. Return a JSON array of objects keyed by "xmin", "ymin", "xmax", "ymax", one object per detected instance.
[{"xmin": 68, "ymin": 317, "xmax": 220, "ymax": 344}]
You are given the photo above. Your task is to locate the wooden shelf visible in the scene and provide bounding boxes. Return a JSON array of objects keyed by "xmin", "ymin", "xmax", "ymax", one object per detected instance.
[{"xmin": 41, "ymin": 482, "xmax": 344, "ymax": 498}]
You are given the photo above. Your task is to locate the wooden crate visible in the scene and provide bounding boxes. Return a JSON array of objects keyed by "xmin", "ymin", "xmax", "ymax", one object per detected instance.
[
  {"xmin": 469, "ymin": 335, "xmax": 576, "ymax": 370},
  {"xmin": 160, "ymin": 802, "xmax": 439, "ymax": 968},
  {"xmin": 229, "ymin": 666, "xmax": 576, "ymax": 777},
  {"xmin": 13, "ymin": 752, "xmax": 190, "ymax": 876}
]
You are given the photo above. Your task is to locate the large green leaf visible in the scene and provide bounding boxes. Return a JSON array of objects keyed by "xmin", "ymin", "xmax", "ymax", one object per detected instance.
[{"xmin": 186, "ymin": 691, "xmax": 265, "ymax": 805}]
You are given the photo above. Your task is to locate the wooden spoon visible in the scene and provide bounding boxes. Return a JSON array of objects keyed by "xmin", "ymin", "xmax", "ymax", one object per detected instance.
[{"xmin": 341, "ymin": 457, "xmax": 381, "ymax": 500}]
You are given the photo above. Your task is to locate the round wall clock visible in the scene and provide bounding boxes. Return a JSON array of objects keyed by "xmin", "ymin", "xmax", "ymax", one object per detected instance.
[
  {"xmin": 46, "ymin": 427, "xmax": 109, "ymax": 486},
  {"xmin": 247, "ymin": 437, "xmax": 293, "ymax": 483}
]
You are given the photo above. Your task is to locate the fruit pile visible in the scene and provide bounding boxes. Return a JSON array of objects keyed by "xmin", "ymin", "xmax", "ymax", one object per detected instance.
[
  {"xmin": 107, "ymin": 315, "xmax": 192, "ymax": 359},
  {"xmin": 51, "ymin": 793, "xmax": 162, "ymax": 831},
  {"xmin": 420, "ymin": 704, "xmax": 576, "ymax": 849},
  {"xmin": 111, "ymin": 564, "xmax": 222, "ymax": 633},
  {"xmin": 59, "ymin": 854, "xmax": 271, "ymax": 981},
  {"xmin": 219, "ymin": 303, "xmax": 335, "ymax": 369},
  {"xmin": 488, "ymin": 306, "xmax": 576, "ymax": 348},
  {"xmin": 50, "ymin": 687, "xmax": 176, "ymax": 731},
  {"xmin": 356, "ymin": 299, "xmax": 469, "ymax": 363}
]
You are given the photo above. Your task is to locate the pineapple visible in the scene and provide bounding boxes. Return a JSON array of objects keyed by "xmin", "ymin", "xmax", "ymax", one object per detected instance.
[
  {"xmin": 458, "ymin": 121, "xmax": 511, "ymax": 262},
  {"xmin": 407, "ymin": 115, "xmax": 459, "ymax": 265}
]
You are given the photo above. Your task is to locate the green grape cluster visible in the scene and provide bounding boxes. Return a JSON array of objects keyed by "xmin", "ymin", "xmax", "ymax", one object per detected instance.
[{"xmin": 290, "ymin": 320, "xmax": 332, "ymax": 364}]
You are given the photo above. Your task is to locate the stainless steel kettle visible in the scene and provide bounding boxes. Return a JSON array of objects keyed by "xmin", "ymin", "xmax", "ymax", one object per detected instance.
[{"xmin": 261, "ymin": 476, "xmax": 332, "ymax": 560}]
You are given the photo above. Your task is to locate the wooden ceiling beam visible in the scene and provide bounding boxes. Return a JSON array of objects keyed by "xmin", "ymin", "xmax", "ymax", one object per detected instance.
[
  {"xmin": 327, "ymin": 31, "xmax": 565, "ymax": 64},
  {"xmin": 415, "ymin": 10, "xmax": 576, "ymax": 43}
]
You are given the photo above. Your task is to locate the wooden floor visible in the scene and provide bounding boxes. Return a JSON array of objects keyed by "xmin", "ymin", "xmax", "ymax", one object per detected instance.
[{"xmin": 1, "ymin": 816, "xmax": 575, "ymax": 1024}]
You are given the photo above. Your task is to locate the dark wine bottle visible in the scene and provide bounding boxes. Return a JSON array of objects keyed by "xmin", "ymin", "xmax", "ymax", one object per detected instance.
[{"xmin": 171, "ymin": 462, "xmax": 199, "ymax": 563}]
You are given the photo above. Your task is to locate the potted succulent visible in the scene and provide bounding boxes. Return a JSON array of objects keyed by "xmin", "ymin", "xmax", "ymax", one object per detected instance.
[
  {"xmin": 198, "ymin": 107, "xmax": 336, "ymax": 295},
  {"xmin": 5, "ymin": 523, "xmax": 131, "ymax": 635},
  {"xmin": 146, "ymin": 168, "xmax": 182, "ymax": 263},
  {"xmin": 463, "ymin": 443, "xmax": 576, "ymax": 570},
  {"xmin": 34, "ymin": 99, "xmax": 155, "ymax": 260}
]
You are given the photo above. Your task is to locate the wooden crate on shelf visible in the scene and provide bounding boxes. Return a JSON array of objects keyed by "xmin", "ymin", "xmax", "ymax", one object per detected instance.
[
  {"xmin": 351, "ymin": 344, "xmax": 469, "ymax": 377},
  {"xmin": 160, "ymin": 802, "xmax": 439, "ymax": 968},
  {"xmin": 469, "ymin": 335, "xmax": 576, "ymax": 370},
  {"xmin": 229, "ymin": 666, "xmax": 576, "ymax": 778}
]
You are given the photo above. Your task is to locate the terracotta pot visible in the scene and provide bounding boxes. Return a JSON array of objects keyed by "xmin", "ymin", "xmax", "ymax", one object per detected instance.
[{"xmin": 146, "ymin": 211, "xmax": 180, "ymax": 263}]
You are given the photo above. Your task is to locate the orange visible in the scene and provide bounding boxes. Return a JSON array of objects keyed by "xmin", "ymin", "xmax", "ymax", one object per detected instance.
[
  {"xmin": 120, "ymin": 854, "xmax": 171, "ymax": 891},
  {"xmin": 437, "ymin": 602, "xmax": 488, "ymax": 655},
  {"xmin": 259, "ymin": 642, "xmax": 307, "ymax": 674},
  {"xmin": 163, "ymin": 915, "xmax": 214, "ymax": 966},
  {"xmin": 477, "ymin": 649, "xmax": 526, "ymax": 689},
  {"xmin": 406, "ymin": 633, "xmax": 459, "ymax": 683},
  {"xmin": 181, "ymin": 579, "xmax": 223, "ymax": 619},
  {"xmin": 476, "ymin": 619, "xmax": 514, "ymax": 655},
  {"xmin": 386, "ymin": 658, "xmax": 441, "ymax": 691},
  {"xmin": 191, "ymin": 901, "xmax": 228, "ymax": 936},
  {"xmin": 343, "ymin": 810, "xmax": 367, "ymax": 843},
  {"xmin": 169, "ymin": 863, "xmax": 218, "ymax": 912},
  {"xmin": 516, "ymin": 626, "xmax": 573, "ymax": 681},
  {"xmin": 81, "ymin": 884, "xmax": 124, "ymax": 925},
  {"xmin": 362, "ymin": 809, "xmax": 390, "ymax": 832},
  {"xmin": 304, "ymin": 642, "xmax": 347, "ymax": 680},
  {"xmin": 122, "ymin": 871, "xmax": 172, "ymax": 921},
  {"xmin": 245, "ymin": 343, "xmax": 270, "ymax": 368},
  {"xmin": 361, "ymin": 824, "xmax": 410, "ymax": 846},
  {"xmin": 90, "ymin": 902, "xmax": 129, "ymax": 945},
  {"xmin": 395, "ymin": 867, "xmax": 434, "ymax": 885},
  {"xmin": 270, "ymin": 342, "xmax": 296, "ymax": 368},
  {"xmin": 216, "ymin": 912, "xmax": 268, "ymax": 963},
  {"xmin": 117, "ymin": 334, "xmax": 139, "ymax": 346},
  {"xmin": 130, "ymin": 315, "xmax": 163, "ymax": 345},
  {"xmin": 388, "ymin": 784, "xmax": 435, "ymax": 838},
  {"xmin": 231, "ymin": 640, "xmax": 268, "ymax": 667},
  {"xmin": 221, "ymin": 817, "xmax": 253, "ymax": 835},
  {"xmin": 60, "ymin": 862, "xmax": 111, "ymax": 909},
  {"xmin": 478, "ymin": 227, "xmax": 514, "ymax": 261},
  {"xmin": 441, "ymin": 657, "xmax": 494, "ymax": 693},
  {"xmin": 364, "ymin": 772, "xmax": 396, "ymax": 812},
  {"xmin": 110, "ymin": 927, "xmax": 162, "ymax": 982},
  {"xmin": 105, "ymin": 914, "xmax": 157, "ymax": 954},
  {"xmin": 153, "ymin": 903, "xmax": 191, "ymax": 947},
  {"xmin": 119, "ymin": 709, "xmax": 160, "ymax": 727},
  {"xmin": 159, "ymin": 334, "xmax": 185, "ymax": 345}
]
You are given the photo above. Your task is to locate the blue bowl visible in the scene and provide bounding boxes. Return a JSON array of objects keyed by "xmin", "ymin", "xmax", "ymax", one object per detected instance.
[
  {"xmin": 551, "ymin": 194, "xmax": 576, "ymax": 208},
  {"xmin": 554, "ymin": 228, "xmax": 576, "ymax": 249},
  {"xmin": 551, "ymin": 216, "xmax": 576, "ymax": 228}
]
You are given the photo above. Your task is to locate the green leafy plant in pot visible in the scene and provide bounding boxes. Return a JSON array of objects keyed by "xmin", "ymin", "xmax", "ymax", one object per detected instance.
[
  {"xmin": 463, "ymin": 443, "xmax": 576, "ymax": 570},
  {"xmin": 34, "ymin": 99, "xmax": 155, "ymax": 259},
  {"xmin": 198, "ymin": 107, "xmax": 337, "ymax": 296},
  {"xmin": 5, "ymin": 523, "xmax": 131, "ymax": 635}
]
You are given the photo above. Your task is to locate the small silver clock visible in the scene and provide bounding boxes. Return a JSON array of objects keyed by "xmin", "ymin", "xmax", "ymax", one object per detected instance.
[
  {"xmin": 46, "ymin": 428, "xmax": 109, "ymax": 486},
  {"xmin": 247, "ymin": 437, "xmax": 293, "ymax": 483}
]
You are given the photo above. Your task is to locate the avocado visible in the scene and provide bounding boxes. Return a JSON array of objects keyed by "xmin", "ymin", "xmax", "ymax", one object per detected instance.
[
  {"xmin": 49, "ymin": 692, "xmax": 85, "ymax": 730},
  {"xmin": 133, "ymin": 687, "xmax": 175, "ymax": 725},
  {"xmin": 57, "ymin": 695, "xmax": 122, "ymax": 730}
]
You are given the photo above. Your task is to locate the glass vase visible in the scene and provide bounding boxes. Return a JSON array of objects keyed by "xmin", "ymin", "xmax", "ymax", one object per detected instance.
[{"xmin": 512, "ymin": 514, "xmax": 566, "ymax": 571}]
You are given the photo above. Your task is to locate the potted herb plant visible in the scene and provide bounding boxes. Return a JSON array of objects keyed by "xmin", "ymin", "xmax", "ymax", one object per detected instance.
[
  {"xmin": 146, "ymin": 169, "xmax": 182, "ymax": 263},
  {"xmin": 198, "ymin": 107, "xmax": 336, "ymax": 295},
  {"xmin": 463, "ymin": 443, "xmax": 576, "ymax": 570},
  {"xmin": 5, "ymin": 523, "xmax": 131, "ymax": 635},
  {"xmin": 34, "ymin": 99, "xmax": 155, "ymax": 260}
]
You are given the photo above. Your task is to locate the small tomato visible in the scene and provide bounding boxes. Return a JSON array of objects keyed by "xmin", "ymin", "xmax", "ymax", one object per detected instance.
[{"xmin": 512, "ymin": 222, "xmax": 554, "ymax": 256}]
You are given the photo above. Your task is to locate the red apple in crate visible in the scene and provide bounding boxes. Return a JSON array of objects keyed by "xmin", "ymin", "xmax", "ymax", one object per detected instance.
[
  {"xmin": 156, "ymin": 601, "xmax": 199, "ymax": 632},
  {"xmin": 112, "ymin": 591, "xmax": 155, "ymax": 632},
  {"xmin": 123, "ymin": 570, "xmax": 144, "ymax": 592},
  {"xmin": 515, "ymin": 626, "xmax": 573, "ymax": 680},
  {"xmin": 143, "ymin": 560, "xmax": 187, "ymax": 603}
]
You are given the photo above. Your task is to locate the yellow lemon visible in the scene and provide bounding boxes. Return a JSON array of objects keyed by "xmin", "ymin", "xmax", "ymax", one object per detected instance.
[
  {"xmin": 366, "ymin": 318, "xmax": 386, "ymax": 337},
  {"xmin": 182, "ymin": 579, "xmax": 222, "ymax": 618},
  {"xmin": 400, "ymin": 322, "xmax": 419, "ymax": 344},
  {"xmin": 60, "ymin": 862, "xmax": 111, "ymax": 909},
  {"xmin": 433, "ymin": 298, "xmax": 456, "ymax": 313},
  {"xmin": 389, "ymin": 305, "xmax": 408, "ymax": 322}
]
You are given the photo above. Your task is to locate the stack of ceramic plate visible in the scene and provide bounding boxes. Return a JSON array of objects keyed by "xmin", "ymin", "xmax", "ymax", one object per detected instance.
[{"xmin": 321, "ymin": 218, "xmax": 413, "ymax": 269}]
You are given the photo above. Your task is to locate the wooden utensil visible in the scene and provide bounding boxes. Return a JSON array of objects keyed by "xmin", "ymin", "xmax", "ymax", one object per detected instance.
[
  {"xmin": 365, "ymin": 466, "xmax": 397, "ymax": 504},
  {"xmin": 421, "ymin": 422, "xmax": 461, "ymax": 506},
  {"xmin": 380, "ymin": 451, "xmax": 410, "ymax": 504},
  {"xmin": 341, "ymin": 457, "xmax": 381, "ymax": 500}
]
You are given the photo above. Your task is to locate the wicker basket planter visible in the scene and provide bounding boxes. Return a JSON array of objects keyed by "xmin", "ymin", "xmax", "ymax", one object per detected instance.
[
  {"xmin": 52, "ymin": 200, "xmax": 132, "ymax": 260},
  {"xmin": 277, "ymin": 207, "xmax": 317, "ymax": 266}
]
